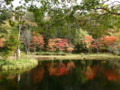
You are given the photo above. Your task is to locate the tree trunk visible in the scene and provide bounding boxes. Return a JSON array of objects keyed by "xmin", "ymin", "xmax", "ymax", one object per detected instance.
[
  {"xmin": 17, "ymin": 46, "xmax": 21, "ymax": 59},
  {"xmin": 17, "ymin": 18, "xmax": 22, "ymax": 59},
  {"xmin": 97, "ymin": 47, "xmax": 99, "ymax": 53}
]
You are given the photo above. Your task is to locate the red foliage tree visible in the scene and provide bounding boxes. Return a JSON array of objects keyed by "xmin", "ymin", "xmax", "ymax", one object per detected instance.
[
  {"xmin": 0, "ymin": 38, "xmax": 4, "ymax": 47},
  {"xmin": 82, "ymin": 36, "xmax": 94, "ymax": 53},
  {"xmin": 92, "ymin": 38, "xmax": 104, "ymax": 52},
  {"xmin": 100, "ymin": 36, "xmax": 118, "ymax": 52},
  {"xmin": 82, "ymin": 36, "xmax": 94, "ymax": 48},
  {"xmin": 30, "ymin": 32, "xmax": 45, "ymax": 51},
  {"xmin": 100, "ymin": 36, "xmax": 118, "ymax": 47},
  {"xmin": 47, "ymin": 38, "xmax": 69, "ymax": 51},
  {"xmin": 47, "ymin": 39, "xmax": 57, "ymax": 51}
]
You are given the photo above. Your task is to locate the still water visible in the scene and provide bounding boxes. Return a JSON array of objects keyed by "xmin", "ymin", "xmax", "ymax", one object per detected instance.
[{"xmin": 0, "ymin": 60, "xmax": 120, "ymax": 90}]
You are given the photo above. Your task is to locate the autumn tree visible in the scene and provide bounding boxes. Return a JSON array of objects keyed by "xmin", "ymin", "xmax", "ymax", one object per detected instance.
[
  {"xmin": 92, "ymin": 38, "xmax": 104, "ymax": 53},
  {"xmin": 82, "ymin": 35, "xmax": 94, "ymax": 53},
  {"xmin": 29, "ymin": 32, "xmax": 44, "ymax": 52},
  {"xmin": 0, "ymin": 38, "xmax": 3, "ymax": 47},
  {"xmin": 100, "ymin": 36, "xmax": 118, "ymax": 53},
  {"xmin": 47, "ymin": 38, "xmax": 70, "ymax": 52}
]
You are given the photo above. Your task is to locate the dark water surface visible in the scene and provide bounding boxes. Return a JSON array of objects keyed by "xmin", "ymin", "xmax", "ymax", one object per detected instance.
[{"xmin": 0, "ymin": 60, "xmax": 120, "ymax": 90}]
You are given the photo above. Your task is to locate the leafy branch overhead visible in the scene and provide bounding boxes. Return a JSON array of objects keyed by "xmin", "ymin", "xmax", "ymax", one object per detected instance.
[{"xmin": 80, "ymin": 0, "xmax": 120, "ymax": 15}]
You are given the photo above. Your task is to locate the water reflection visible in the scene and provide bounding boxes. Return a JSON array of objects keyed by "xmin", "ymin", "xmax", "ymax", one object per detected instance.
[
  {"xmin": 48, "ymin": 61, "xmax": 75, "ymax": 76},
  {"xmin": 0, "ymin": 60, "xmax": 120, "ymax": 90}
]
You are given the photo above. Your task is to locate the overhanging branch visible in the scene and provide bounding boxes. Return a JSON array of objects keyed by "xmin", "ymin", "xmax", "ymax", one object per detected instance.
[{"xmin": 94, "ymin": 7, "xmax": 120, "ymax": 16}]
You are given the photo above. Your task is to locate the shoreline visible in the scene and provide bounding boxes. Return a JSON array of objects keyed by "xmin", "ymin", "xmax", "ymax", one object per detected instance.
[{"xmin": 27, "ymin": 54, "xmax": 120, "ymax": 61}]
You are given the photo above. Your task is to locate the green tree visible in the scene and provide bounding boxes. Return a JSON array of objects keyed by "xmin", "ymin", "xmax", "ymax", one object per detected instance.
[
  {"xmin": 0, "ymin": 20, "xmax": 19, "ymax": 59},
  {"xmin": 21, "ymin": 11, "xmax": 37, "ymax": 54}
]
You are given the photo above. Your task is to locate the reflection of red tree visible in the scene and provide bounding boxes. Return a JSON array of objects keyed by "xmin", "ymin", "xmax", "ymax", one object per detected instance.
[
  {"xmin": 84, "ymin": 66, "xmax": 96, "ymax": 80},
  {"xmin": 49, "ymin": 62, "xmax": 76, "ymax": 76},
  {"xmin": 49, "ymin": 67, "xmax": 57, "ymax": 76},
  {"xmin": 56, "ymin": 63, "xmax": 68, "ymax": 76},
  {"xmin": 93, "ymin": 65, "xmax": 120, "ymax": 81},
  {"xmin": 66, "ymin": 62, "xmax": 75, "ymax": 71},
  {"xmin": 32, "ymin": 67, "xmax": 45, "ymax": 84},
  {"xmin": 47, "ymin": 62, "xmax": 58, "ymax": 76},
  {"xmin": 84, "ymin": 65, "xmax": 120, "ymax": 81},
  {"xmin": 103, "ymin": 70, "xmax": 119, "ymax": 81}
]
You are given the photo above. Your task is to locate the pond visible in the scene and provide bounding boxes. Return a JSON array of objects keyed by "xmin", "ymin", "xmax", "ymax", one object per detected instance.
[{"xmin": 0, "ymin": 60, "xmax": 120, "ymax": 90}]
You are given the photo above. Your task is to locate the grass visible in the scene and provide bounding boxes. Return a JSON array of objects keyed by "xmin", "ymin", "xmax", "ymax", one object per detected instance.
[
  {"xmin": 35, "ymin": 51, "xmax": 67, "ymax": 55},
  {"xmin": 0, "ymin": 53, "xmax": 120, "ymax": 72},
  {"xmin": 28, "ymin": 53, "xmax": 120, "ymax": 61},
  {"xmin": 0, "ymin": 57, "xmax": 38, "ymax": 72}
]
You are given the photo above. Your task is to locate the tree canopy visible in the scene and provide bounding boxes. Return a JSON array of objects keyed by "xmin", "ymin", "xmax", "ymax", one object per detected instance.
[{"xmin": 0, "ymin": 0, "xmax": 120, "ymax": 55}]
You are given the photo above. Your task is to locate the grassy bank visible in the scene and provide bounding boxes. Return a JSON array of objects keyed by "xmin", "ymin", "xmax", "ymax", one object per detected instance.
[
  {"xmin": 29, "ymin": 53, "xmax": 120, "ymax": 61},
  {"xmin": 0, "ymin": 53, "xmax": 120, "ymax": 72},
  {"xmin": 0, "ymin": 58, "xmax": 38, "ymax": 71}
]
